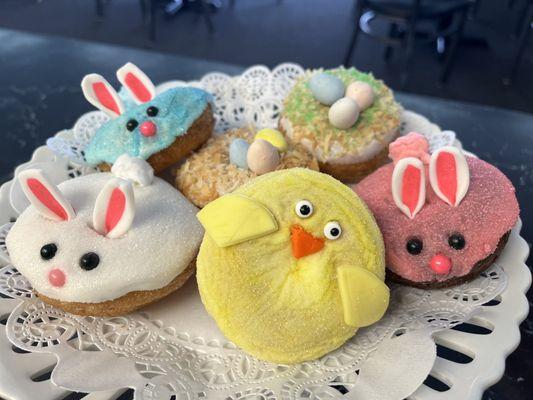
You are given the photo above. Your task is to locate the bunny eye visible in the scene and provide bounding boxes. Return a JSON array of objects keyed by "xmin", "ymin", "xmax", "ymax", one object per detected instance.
[
  {"xmin": 406, "ymin": 238, "xmax": 423, "ymax": 255},
  {"xmin": 126, "ymin": 119, "xmax": 138, "ymax": 132},
  {"xmin": 40, "ymin": 243, "xmax": 57, "ymax": 260},
  {"xmin": 146, "ymin": 106, "xmax": 159, "ymax": 117},
  {"xmin": 324, "ymin": 221, "xmax": 342, "ymax": 240},
  {"xmin": 80, "ymin": 252, "xmax": 100, "ymax": 271},
  {"xmin": 295, "ymin": 200, "xmax": 313, "ymax": 218},
  {"xmin": 448, "ymin": 233, "xmax": 466, "ymax": 250}
]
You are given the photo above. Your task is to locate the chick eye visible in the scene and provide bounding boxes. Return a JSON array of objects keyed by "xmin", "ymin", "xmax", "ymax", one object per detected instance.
[
  {"xmin": 40, "ymin": 243, "xmax": 57, "ymax": 260},
  {"xmin": 406, "ymin": 238, "xmax": 423, "ymax": 255},
  {"xmin": 448, "ymin": 233, "xmax": 466, "ymax": 250},
  {"xmin": 324, "ymin": 221, "xmax": 342, "ymax": 240},
  {"xmin": 295, "ymin": 200, "xmax": 313, "ymax": 218},
  {"xmin": 146, "ymin": 106, "xmax": 159, "ymax": 117},
  {"xmin": 80, "ymin": 252, "xmax": 100, "ymax": 271},
  {"xmin": 126, "ymin": 119, "xmax": 138, "ymax": 132}
]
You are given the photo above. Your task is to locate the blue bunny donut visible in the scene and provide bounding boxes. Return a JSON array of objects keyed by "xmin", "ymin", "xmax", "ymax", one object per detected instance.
[{"xmin": 82, "ymin": 63, "xmax": 214, "ymax": 172}]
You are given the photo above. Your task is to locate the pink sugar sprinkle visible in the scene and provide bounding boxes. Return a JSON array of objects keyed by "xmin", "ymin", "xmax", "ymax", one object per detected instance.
[{"xmin": 389, "ymin": 132, "xmax": 431, "ymax": 164}]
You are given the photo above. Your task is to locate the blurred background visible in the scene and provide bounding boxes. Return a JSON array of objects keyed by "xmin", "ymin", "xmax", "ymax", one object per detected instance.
[
  {"xmin": 0, "ymin": 2, "xmax": 531, "ymax": 400},
  {"xmin": 0, "ymin": 0, "xmax": 531, "ymax": 113}
]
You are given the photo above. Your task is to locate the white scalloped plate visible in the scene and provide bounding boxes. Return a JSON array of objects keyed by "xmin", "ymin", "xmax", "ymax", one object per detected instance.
[{"xmin": 0, "ymin": 64, "xmax": 529, "ymax": 400}]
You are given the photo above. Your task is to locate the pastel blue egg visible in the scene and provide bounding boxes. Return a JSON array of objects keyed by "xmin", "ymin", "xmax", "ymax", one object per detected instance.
[
  {"xmin": 229, "ymin": 138, "xmax": 250, "ymax": 169},
  {"xmin": 309, "ymin": 73, "xmax": 345, "ymax": 105}
]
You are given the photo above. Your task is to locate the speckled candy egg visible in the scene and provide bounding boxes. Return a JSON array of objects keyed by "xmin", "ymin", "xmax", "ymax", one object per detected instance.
[
  {"xmin": 229, "ymin": 138, "xmax": 250, "ymax": 169},
  {"xmin": 345, "ymin": 81, "xmax": 375, "ymax": 110},
  {"xmin": 255, "ymin": 128, "xmax": 288, "ymax": 152},
  {"xmin": 309, "ymin": 73, "xmax": 345, "ymax": 106},
  {"xmin": 247, "ymin": 139, "xmax": 280, "ymax": 175},
  {"xmin": 328, "ymin": 97, "xmax": 360, "ymax": 129}
]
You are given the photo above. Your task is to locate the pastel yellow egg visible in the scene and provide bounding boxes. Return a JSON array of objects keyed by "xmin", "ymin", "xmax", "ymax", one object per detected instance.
[
  {"xmin": 255, "ymin": 128, "xmax": 288, "ymax": 152},
  {"xmin": 345, "ymin": 81, "xmax": 375, "ymax": 110},
  {"xmin": 247, "ymin": 139, "xmax": 280, "ymax": 175},
  {"xmin": 328, "ymin": 97, "xmax": 360, "ymax": 129}
]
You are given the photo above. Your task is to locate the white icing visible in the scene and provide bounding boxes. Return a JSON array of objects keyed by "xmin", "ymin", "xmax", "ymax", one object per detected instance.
[
  {"xmin": 6, "ymin": 173, "xmax": 203, "ymax": 303},
  {"xmin": 81, "ymin": 74, "xmax": 124, "ymax": 118},
  {"xmin": 391, "ymin": 157, "xmax": 426, "ymax": 219},
  {"xmin": 111, "ymin": 154, "xmax": 154, "ymax": 186},
  {"xmin": 18, "ymin": 169, "xmax": 75, "ymax": 222},
  {"xmin": 92, "ymin": 178, "xmax": 135, "ymax": 238},
  {"xmin": 429, "ymin": 146, "xmax": 470, "ymax": 207},
  {"xmin": 116, "ymin": 63, "xmax": 156, "ymax": 104}
]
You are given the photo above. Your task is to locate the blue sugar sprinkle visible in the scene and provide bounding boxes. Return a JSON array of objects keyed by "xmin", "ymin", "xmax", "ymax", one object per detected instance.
[{"xmin": 85, "ymin": 86, "xmax": 212, "ymax": 165}]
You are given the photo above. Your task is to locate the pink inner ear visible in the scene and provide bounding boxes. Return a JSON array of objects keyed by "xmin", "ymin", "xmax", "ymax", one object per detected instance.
[
  {"xmin": 105, "ymin": 188, "xmax": 126, "ymax": 233},
  {"xmin": 27, "ymin": 178, "xmax": 69, "ymax": 220},
  {"xmin": 402, "ymin": 164, "xmax": 421, "ymax": 215},
  {"xmin": 93, "ymin": 82, "xmax": 121, "ymax": 116},
  {"xmin": 436, "ymin": 152, "xmax": 457, "ymax": 205},
  {"xmin": 125, "ymin": 72, "xmax": 152, "ymax": 102}
]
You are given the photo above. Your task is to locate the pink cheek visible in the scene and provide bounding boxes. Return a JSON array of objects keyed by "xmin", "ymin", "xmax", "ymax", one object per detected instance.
[
  {"xmin": 429, "ymin": 254, "xmax": 452, "ymax": 275},
  {"xmin": 139, "ymin": 121, "xmax": 157, "ymax": 137},
  {"xmin": 48, "ymin": 268, "xmax": 66, "ymax": 287}
]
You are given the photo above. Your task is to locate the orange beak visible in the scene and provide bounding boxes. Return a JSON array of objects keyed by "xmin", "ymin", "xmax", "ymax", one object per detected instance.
[{"xmin": 290, "ymin": 225, "xmax": 325, "ymax": 259}]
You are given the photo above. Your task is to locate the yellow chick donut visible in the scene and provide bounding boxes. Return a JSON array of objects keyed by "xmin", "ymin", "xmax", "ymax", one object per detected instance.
[{"xmin": 197, "ymin": 168, "xmax": 389, "ymax": 364}]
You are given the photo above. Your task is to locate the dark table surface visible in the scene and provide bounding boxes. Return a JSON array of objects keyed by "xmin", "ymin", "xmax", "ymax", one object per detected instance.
[{"xmin": 0, "ymin": 28, "xmax": 531, "ymax": 400}]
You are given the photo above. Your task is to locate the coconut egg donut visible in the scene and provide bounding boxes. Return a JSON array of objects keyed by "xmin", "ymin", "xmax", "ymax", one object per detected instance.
[
  {"xmin": 355, "ymin": 133, "xmax": 520, "ymax": 288},
  {"xmin": 175, "ymin": 127, "xmax": 319, "ymax": 208},
  {"xmin": 196, "ymin": 168, "xmax": 389, "ymax": 364},
  {"xmin": 6, "ymin": 155, "xmax": 203, "ymax": 316},
  {"xmin": 280, "ymin": 67, "xmax": 402, "ymax": 183}
]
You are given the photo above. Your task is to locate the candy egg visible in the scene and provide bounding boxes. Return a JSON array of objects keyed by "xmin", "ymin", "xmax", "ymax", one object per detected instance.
[
  {"xmin": 328, "ymin": 97, "xmax": 360, "ymax": 129},
  {"xmin": 345, "ymin": 81, "xmax": 375, "ymax": 110},
  {"xmin": 247, "ymin": 139, "xmax": 280, "ymax": 175},
  {"xmin": 309, "ymin": 72, "xmax": 345, "ymax": 106},
  {"xmin": 229, "ymin": 138, "xmax": 250, "ymax": 169},
  {"xmin": 255, "ymin": 128, "xmax": 288, "ymax": 152}
]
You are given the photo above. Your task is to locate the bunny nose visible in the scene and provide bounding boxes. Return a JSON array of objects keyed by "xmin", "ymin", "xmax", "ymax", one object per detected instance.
[
  {"xmin": 429, "ymin": 254, "xmax": 452, "ymax": 275},
  {"xmin": 48, "ymin": 268, "xmax": 66, "ymax": 287},
  {"xmin": 140, "ymin": 121, "xmax": 157, "ymax": 137}
]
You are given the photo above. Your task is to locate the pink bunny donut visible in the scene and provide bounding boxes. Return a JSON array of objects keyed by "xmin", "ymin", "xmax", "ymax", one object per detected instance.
[
  {"xmin": 6, "ymin": 155, "xmax": 203, "ymax": 315},
  {"xmin": 355, "ymin": 133, "xmax": 519, "ymax": 288}
]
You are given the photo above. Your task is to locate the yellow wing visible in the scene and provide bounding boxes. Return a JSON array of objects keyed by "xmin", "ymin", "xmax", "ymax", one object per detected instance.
[
  {"xmin": 197, "ymin": 194, "xmax": 278, "ymax": 247},
  {"xmin": 337, "ymin": 265, "xmax": 390, "ymax": 327}
]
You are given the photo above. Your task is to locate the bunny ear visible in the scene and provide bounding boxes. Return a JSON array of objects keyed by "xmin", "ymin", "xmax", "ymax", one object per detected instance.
[
  {"xmin": 391, "ymin": 157, "xmax": 426, "ymax": 219},
  {"xmin": 429, "ymin": 146, "xmax": 470, "ymax": 207},
  {"xmin": 18, "ymin": 169, "xmax": 75, "ymax": 221},
  {"xmin": 93, "ymin": 179, "xmax": 135, "ymax": 239},
  {"xmin": 116, "ymin": 63, "xmax": 155, "ymax": 104},
  {"xmin": 81, "ymin": 73, "xmax": 125, "ymax": 118}
]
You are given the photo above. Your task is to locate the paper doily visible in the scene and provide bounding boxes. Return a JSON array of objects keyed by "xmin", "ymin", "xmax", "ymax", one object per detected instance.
[{"xmin": 0, "ymin": 64, "xmax": 529, "ymax": 400}]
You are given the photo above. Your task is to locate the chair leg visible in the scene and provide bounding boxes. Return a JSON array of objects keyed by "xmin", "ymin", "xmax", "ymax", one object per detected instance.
[
  {"xmin": 509, "ymin": 11, "xmax": 532, "ymax": 82},
  {"xmin": 384, "ymin": 23, "xmax": 398, "ymax": 62},
  {"xmin": 344, "ymin": 1, "xmax": 364, "ymax": 67},
  {"xmin": 139, "ymin": 0, "xmax": 147, "ymax": 22},
  {"xmin": 471, "ymin": 0, "xmax": 482, "ymax": 17},
  {"xmin": 95, "ymin": 0, "xmax": 104, "ymax": 17},
  {"xmin": 200, "ymin": 0, "xmax": 215, "ymax": 35},
  {"xmin": 440, "ymin": 9, "xmax": 468, "ymax": 83},
  {"xmin": 149, "ymin": 0, "xmax": 157, "ymax": 41},
  {"xmin": 401, "ymin": 18, "xmax": 417, "ymax": 87}
]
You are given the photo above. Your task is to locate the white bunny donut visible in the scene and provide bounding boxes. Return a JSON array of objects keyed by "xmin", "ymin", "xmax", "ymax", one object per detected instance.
[{"xmin": 6, "ymin": 155, "xmax": 203, "ymax": 316}]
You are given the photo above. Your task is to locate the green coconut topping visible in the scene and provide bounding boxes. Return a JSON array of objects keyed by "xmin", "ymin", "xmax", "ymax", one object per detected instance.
[{"xmin": 282, "ymin": 67, "xmax": 402, "ymax": 161}]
